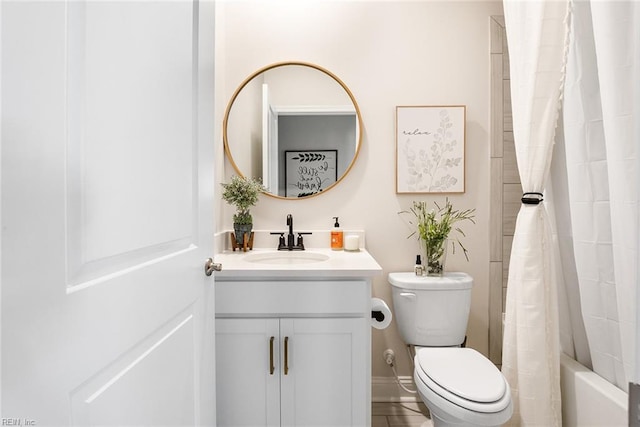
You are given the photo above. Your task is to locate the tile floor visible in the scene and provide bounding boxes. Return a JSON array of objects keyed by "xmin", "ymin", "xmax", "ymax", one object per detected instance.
[{"xmin": 372, "ymin": 401, "xmax": 433, "ymax": 427}]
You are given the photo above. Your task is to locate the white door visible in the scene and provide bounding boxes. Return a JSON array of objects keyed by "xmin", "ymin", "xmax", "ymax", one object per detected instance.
[
  {"xmin": 262, "ymin": 83, "xmax": 279, "ymax": 194},
  {"xmin": 1, "ymin": 1, "xmax": 216, "ymax": 425}
]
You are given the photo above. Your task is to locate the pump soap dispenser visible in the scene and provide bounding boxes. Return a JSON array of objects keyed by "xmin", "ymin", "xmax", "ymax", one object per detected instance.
[{"xmin": 331, "ymin": 217, "xmax": 343, "ymax": 250}]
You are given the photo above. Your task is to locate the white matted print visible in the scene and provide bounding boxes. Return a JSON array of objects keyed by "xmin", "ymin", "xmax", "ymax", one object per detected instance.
[
  {"xmin": 285, "ymin": 150, "xmax": 338, "ymax": 197},
  {"xmin": 396, "ymin": 105, "xmax": 466, "ymax": 193}
]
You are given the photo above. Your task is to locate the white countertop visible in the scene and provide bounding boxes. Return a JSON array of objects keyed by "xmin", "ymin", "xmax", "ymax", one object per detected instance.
[{"xmin": 214, "ymin": 247, "xmax": 382, "ymax": 279}]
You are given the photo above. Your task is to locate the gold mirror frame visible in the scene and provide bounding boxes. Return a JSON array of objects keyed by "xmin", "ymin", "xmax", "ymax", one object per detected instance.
[{"xmin": 222, "ymin": 61, "xmax": 363, "ymax": 200}]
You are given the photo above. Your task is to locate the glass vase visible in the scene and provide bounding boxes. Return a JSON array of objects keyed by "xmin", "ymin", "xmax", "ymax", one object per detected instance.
[{"xmin": 423, "ymin": 238, "xmax": 448, "ymax": 277}]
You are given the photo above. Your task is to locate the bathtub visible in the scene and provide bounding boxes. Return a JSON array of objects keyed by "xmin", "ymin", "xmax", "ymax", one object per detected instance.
[{"xmin": 560, "ymin": 353, "xmax": 628, "ymax": 426}]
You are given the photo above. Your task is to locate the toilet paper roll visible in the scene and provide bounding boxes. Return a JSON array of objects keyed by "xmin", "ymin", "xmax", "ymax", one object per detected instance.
[{"xmin": 371, "ymin": 297, "xmax": 392, "ymax": 330}]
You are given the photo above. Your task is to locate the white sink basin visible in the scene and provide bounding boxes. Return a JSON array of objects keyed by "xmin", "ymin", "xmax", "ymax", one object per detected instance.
[{"xmin": 244, "ymin": 251, "xmax": 330, "ymax": 265}]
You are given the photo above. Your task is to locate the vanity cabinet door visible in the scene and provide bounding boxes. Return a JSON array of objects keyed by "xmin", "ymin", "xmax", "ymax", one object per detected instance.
[
  {"xmin": 280, "ymin": 318, "xmax": 368, "ymax": 427},
  {"xmin": 216, "ymin": 318, "xmax": 281, "ymax": 427},
  {"xmin": 216, "ymin": 316, "xmax": 368, "ymax": 427}
]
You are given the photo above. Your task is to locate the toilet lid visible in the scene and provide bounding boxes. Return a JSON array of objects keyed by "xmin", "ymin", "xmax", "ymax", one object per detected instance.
[
  {"xmin": 415, "ymin": 347, "xmax": 510, "ymax": 412},
  {"xmin": 388, "ymin": 272, "xmax": 473, "ymax": 290}
]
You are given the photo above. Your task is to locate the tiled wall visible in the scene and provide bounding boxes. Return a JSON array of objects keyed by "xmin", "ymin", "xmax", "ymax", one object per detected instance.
[{"xmin": 489, "ymin": 16, "xmax": 520, "ymax": 364}]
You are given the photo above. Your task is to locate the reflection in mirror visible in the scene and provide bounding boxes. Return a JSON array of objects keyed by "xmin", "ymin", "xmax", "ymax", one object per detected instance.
[{"xmin": 223, "ymin": 62, "xmax": 362, "ymax": 199}]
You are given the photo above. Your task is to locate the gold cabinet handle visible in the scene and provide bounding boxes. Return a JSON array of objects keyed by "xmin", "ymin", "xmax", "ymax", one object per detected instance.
[
  {"xmin": 284, "ymin": 336, "xmax": 289, "ymax": 375},
  {"xmin": 269, "ymin": 336, "xmax": 275, "ymax": 375}
]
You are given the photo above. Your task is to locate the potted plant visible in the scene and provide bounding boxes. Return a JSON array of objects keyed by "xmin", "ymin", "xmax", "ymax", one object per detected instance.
[
  {"xmin": 221, "ymin": 175, "xmax": 265, "ymax": 248},
  {"xmin": 401, "ymin": 199, "xmax": 475, "ymax": 276}
]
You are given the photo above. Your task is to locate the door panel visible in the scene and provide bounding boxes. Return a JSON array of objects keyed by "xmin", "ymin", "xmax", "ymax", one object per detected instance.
[
  {"xmin": 65, "ymin": 0, "xmax": 197, "ymax": 288},
  {"xmin": 216, "ymin": 318, "xmax": 281, "ymax": 427},
  {"xmin": 70, "ymin": 313, "xmax": 195, "ymax": 426},
  {"xmin": 280, "ymin": 318, "xmax": 368, "ymax": 427},
  {"xmin": 262, "ymin": 83, "xmax": 279, "ymax": 193},
  {"xmin": 1, "ymin": 1, "xmax": 216, "ymax": 425}
]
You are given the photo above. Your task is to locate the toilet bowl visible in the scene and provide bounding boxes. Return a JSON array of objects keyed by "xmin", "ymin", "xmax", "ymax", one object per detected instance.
[
  {"xmin": 414, "ymin": 347, "xmax": 512, "ymax": 426},
  {"xmin": 389, "ymin": 272, "xmax": 513, "ymax": 427}
]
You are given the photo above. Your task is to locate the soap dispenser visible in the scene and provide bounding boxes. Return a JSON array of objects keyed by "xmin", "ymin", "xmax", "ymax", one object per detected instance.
[{"xmin": 331, "ymin": 217, "xmax": 343, "ymax": 250}]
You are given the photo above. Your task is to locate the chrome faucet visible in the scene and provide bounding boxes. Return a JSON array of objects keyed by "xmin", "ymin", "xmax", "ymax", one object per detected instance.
[{"xmin": 270, "ymin": 214, "xmax": 311, "ymax": 251}]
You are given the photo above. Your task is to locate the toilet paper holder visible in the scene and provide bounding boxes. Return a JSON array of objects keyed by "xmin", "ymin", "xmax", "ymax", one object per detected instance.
[
  {"xmin": 371, "ymin": 310, "xmax": 385, "ymax": 322},
  {"xmin": 370, "ymin": 297, "xmax": 392, "ymax": 330}
]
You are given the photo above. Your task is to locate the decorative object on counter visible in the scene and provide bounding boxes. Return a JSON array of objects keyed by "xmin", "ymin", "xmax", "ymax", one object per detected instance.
[
  {"xmin": 395, "ymin": 105, "xmax": 466, "ymax": 194},
  {"xmin": 221, "ymin": 175, "xmax": 266, "ymax": 252},
  {"xmin": 344, "ymin": 234, "xmax": 360, "ymax": 252},
  {"xmin": 400, "ymin": 199, "xmax": 475, "ymax": 276},
  {"xmin": 331, "ymin": 217, "xmax": 343, "ymax": 250},
  {"xmin": 414, "ymin": 254, "xmax": 424, "ymax": 276}
]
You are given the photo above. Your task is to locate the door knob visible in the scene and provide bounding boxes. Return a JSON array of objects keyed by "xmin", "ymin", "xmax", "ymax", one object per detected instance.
[{"xmin": 204, "ymin": 258, "xmax": 222, "ymax": 276}]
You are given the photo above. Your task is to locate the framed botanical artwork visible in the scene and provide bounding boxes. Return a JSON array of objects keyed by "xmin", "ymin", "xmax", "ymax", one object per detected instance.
[
  {"xmin": 284, "ymin": 150, "xmax": 338, "ymax": 197},
  {"xmin": 395, "ymin": 105, "xmax": 466, "ymax": 193}
]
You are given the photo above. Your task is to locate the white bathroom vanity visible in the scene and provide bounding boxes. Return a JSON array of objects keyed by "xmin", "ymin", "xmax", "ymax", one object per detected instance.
[{"xmin": 214, "ymin": 248, "xmax": 382, "ymax": 426}]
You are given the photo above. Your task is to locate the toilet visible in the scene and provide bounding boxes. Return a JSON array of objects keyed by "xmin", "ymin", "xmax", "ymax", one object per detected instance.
[{"xmin": 389, "ymin": 272, "xmax": 512, "ymax": 427}]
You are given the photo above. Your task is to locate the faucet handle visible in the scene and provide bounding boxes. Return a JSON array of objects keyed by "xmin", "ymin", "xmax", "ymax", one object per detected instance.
[
  {"xmin": 296, "ymin": 232, "xmax": 312, "ymax": 250},
  {"xmin": 270, "ymin": 232, "xmax": 286, "ymax": 250}
]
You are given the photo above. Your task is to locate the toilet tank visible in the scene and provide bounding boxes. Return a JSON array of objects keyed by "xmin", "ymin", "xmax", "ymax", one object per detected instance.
[{"xmin": 389, "ymin": 272, "xmax": 472, "ymax": 347}]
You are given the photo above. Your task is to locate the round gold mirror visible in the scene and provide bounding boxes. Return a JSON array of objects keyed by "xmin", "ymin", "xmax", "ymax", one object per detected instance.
[{"xmin": 223, "ymin": 61, "xmax": 363, "ymax": 199}]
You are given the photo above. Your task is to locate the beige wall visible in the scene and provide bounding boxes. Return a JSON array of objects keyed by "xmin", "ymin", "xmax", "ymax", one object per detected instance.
[{"xmin": 214, "ymin": 0, "xmax": 504, "ymax": 378}]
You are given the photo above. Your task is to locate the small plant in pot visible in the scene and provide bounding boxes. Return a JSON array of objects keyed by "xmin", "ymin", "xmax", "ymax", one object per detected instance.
[
  {"xmin": 221, "ymin": 175, "xmax": 265, "ymax": 249},
  {"xmin": 400, "ymin": 199, "xmax": 475, "ymax": 276}
]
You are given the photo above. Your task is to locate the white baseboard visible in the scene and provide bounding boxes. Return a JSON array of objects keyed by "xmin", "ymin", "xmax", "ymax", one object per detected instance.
[{"xmin": 371, "ymin": 376, "xmax": 420, "ymax": 403}]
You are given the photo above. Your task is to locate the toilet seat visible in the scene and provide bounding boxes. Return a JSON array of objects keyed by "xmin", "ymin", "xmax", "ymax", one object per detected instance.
[{"xmin": 414, "ymin": 347, "xmax": 511, "ymax": 414}]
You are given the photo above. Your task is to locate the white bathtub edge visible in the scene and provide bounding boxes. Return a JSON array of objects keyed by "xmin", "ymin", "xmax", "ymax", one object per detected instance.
[{"xmin": 560, "ymin": 353, "xmax": 628, "ymax": 426}]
